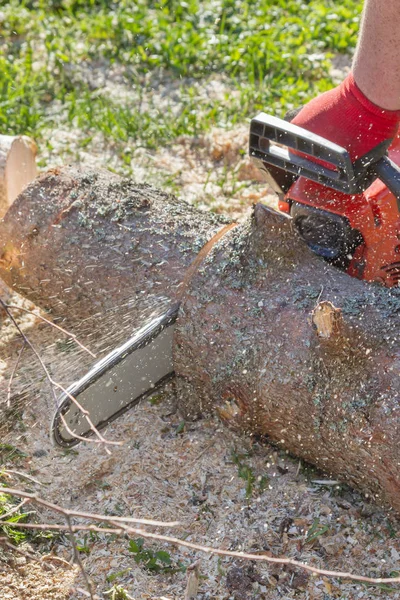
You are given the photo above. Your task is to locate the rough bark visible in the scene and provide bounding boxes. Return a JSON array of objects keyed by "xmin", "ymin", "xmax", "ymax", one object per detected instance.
[
  {"xmin": 0, "ymin": 166, "xmax": 225, "ymax": 348},
  {"xmin": 174, "ymin": 205, "xmax": 400, "ymax": 514},
  {"xmin": 0, "ymin": 167, "xmax": 399, "ymax": 514},
  {"xmin": 0, "ymin": 135, "xmax": 37, "ymax": 217}
]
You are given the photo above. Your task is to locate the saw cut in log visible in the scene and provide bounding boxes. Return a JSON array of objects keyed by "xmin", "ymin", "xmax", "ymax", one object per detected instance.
[
  {"xmin": 0, "ymin": 167, "xmax": 399, "ymax": 515},
  {"xmin": 0, "ymin": 135, "xmax": 37, "ymax": 217}
]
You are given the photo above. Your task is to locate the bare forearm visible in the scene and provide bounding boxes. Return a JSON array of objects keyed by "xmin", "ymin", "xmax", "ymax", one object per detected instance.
[{"xmin": 353, "ymin": 0, "xmax": 400, "ymax": 110}]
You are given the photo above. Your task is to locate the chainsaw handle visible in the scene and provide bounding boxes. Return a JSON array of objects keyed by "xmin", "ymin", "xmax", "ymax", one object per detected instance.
[
  {"xmin": 249, "ymin": 114, "xmax": 400, "ymax": 198},
  {"xmin": 374, "ymin": 156, "xmax": 400, "ymax": 210}
]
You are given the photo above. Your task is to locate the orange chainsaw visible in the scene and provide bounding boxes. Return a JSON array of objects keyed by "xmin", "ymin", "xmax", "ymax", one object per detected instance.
[{"xmin": 250, "ymin": 113, "xmax": 400, "ymax": 287}]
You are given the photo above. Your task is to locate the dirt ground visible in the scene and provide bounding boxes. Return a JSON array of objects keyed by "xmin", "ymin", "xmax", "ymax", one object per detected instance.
[{"xmin": 1, "ymin": 58, "xmax": 400, "ymax": 600}]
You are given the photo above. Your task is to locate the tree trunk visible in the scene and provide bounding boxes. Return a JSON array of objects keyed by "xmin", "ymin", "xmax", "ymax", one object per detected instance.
[
  {"xmin": 0, "ymin": 166, "xmax": 225, "ymax": 349},
  {"xmin": 0, "ymin": 167, "xmax": 399, "ymax": 514},
  {"xmin": 174, "ymin": 204, "xmax": 400, "ymax": 514}
]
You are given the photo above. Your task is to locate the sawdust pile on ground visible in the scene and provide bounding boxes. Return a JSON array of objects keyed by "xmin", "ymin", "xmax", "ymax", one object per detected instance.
[
  {"xmin": 0, "ymin": 555, "xmax": 76, "ymax": 600},
  {"xmin": 1, "ymin": 346, "xmax": 400, "ymax": 600},
  {"xmin": 1, "ymin": 57, "xmax": 399, "ymax": 600}
]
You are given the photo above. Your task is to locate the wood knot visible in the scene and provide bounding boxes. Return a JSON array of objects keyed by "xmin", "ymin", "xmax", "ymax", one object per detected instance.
[
  {"xmin": 216, "ymin": 386, "xmax": 249, "ymax": 425},
  {"xmin": 312, "ymin": 301, "xmax": 343, "ymax": 339}
]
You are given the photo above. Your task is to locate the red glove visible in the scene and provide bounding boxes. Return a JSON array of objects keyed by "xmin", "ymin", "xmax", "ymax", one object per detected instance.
[{"xmin": 292, "ymin": 72, "xmax": 400, "ymax": 162}]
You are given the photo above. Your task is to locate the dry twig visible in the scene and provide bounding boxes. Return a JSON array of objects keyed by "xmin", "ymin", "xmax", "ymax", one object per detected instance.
[
  {"xmin": 65, "ymin": 512, "xmax": 95, "ymax": 600},
  {"xmin": 6, "ymin": 340, "xmax": 26, "ymax": 407},
  {"xmin": 1, "ymin": 488, "xmax": 180, "ymax": 528},
  {"xmin": 2, "ymin": 487, "xmax": 400, "ymax": 587},
  {"xmin": 0, "ymin": 298, "xmax": 117, "ymax": 451},
  {"xmin": 0, "ymin": 498, "xmax": 29, "ymax": 520},
  {"xmin": 0, "ymin": 536, "xmax": 40, "ymax": 563},
  {"xmin": 5, "ymin": 304, "xmax": 96, "ymax": 358}
]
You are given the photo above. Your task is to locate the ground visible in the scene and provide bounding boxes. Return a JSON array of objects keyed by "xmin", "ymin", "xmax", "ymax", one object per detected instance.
[{"xmin": 1, "ymin": 1, "xmax": 399, "ymax": 599}]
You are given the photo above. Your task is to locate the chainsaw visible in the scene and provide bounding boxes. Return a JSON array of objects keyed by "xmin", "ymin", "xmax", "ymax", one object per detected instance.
[
  {"xmin": 51, "ymin": 114, "xmax": 400, "ymax": 447},
  {"xmin": 249, "ymin": 113, "xmax": 400, "ymax": 286}
]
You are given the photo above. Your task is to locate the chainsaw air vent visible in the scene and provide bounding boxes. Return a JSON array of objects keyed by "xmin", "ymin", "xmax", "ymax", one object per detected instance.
[{"xmin": 381, "ymin": 262, "xmax": 400, "ymax": 286}]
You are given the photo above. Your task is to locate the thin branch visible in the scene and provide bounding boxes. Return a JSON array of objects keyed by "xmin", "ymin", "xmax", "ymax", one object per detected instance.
[
  {"xmin": 54, "ymin": 381, "xmax": 123, "ymax": 451},
  {"xmin": 6, "ymin": 519, "xmax": 400, "ymax": 586},
  {"xmin": 2, "ymin": 488, "xmax": 400, "ymax": 587},
  {"xmin": 0, "ymin": 498, "xmax": 29, "ymax": 520},
  {"xmin": 0, "ymin": 536, "xmax": 40, "ymax": 562},
  {"xmin": 108, "ymin": 520, "xmax": 400, "ymax": 586},
  {"xmin": 0, "ymin": 522, "xmax": 121, "ymax": 534},
  {"xmin": 5, "ymin": 304, "xmax": 96, "ymax": 358},
  {"xmin": 41, "ymin": 554, "xmax": 72, "ymax": 568},
  {"xmin": 0, "ymin": 298, "xmax": 65, "ymax": 409},
  {"xmin": 59, "ymin": 414, "xmax": 112, "ymax": 446},
  {"xmin": 0, "ymin": 488, "xmax": 180, "ymax": 528},
  {"xmin": 6, "ymin": 341, "xmax": 26, "ymax": 407},
  {"xmin": 3, "ymin": 470, "xmax": 43, "ymax": 486},
  {"xmin": 65, "ymin": 513, "xmax": 95, "ymax": 600},
  {"xmin": 0, "ymin": 299, "xmax": 117, "ymax": 451},
  {"xmin": 74, "ymin": 587, "xmax": 102, "ymax": 600}
]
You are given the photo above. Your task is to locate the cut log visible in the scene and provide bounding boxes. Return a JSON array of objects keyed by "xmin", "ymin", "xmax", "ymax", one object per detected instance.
[
  {"xmin": 0, "ymin": 166, "xmax": 399, "ymax": 514},
  {"xmin": 174, "ymin": 205, "xmax": 400, "ymax": 514},
  {"xmin": 0, "ymin": 135, "xmax": 37, "ymax": 217},
  {"xmin": 0, "ymin": 166, "xmax": 225, "ymax": 346}
]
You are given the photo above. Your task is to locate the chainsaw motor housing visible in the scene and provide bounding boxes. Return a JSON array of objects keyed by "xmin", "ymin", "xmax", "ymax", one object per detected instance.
[
  {"xmin": 289, "ymin": 202, "xmax": 364, "ymax": 269},
  {"xmin": 249, "ymin": 112, "xmax": 400, "ymax": 287}
]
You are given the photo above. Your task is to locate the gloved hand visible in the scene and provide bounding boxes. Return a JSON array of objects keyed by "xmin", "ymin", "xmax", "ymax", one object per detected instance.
[{"xmin": 291, "ymin": 72, "xmax": 400, "ymax": 162}]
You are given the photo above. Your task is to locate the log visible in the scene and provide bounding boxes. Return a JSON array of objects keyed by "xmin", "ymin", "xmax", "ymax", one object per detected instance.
[
  {"xmin": 0, "ymin": 135, "xmax": 37, "ymax": 217},
  {"xmin": 0, "ymin": 166, "xmax": 225, "ymax": 347},
  {"xmin": 0, "ymin": 166, "xmax": 399, "ymax": 514}
]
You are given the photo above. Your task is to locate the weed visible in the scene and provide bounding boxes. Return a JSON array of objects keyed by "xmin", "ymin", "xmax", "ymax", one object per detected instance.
[
  {"xmin": 385, "ymin": 520, "xmax": 398, "ymax": 539},
  {"xmin": 104, "ymin": 585, "xmax": 134, "ymax": 600},
  {"xmin": 231, "ymin": 449, "xmax": 271, "ymax": 498},
  {"xmin": 231, "ymin": 450, "xmax": 255, "ymax": 499},
  {"xmin": 0, "ymin": 444, "xmax": 27, "ymax": 463},
  {"xmin": 175, "ymin": 421, "xmax": 185, "ymax": 435},
  {"xmin": 304, "ymin": 518, "xmax": 330, "ymax": 544},
  {"xmin": 128, "ymin": 537, "xmax": 186, "ymax": 575},
  {"xmin": 0, "ymin": 491, "xmax": 34, "ymax": 544},
  {"xmin": 106, "ymin": 569, "xmax": 130, "ymax": 583},
  {"xmin": 76, "ymin": 531, "xmax": 99, "ymax": 555}
]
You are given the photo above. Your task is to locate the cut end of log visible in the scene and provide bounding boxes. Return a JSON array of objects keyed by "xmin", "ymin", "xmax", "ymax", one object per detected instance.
[
  {"xmin": 0, "ymin": 135, "xmax": 38, "ymax": 218},
  {"xmin": 312, "ymin": 301, "xmax": 343, "ymax": 339}
]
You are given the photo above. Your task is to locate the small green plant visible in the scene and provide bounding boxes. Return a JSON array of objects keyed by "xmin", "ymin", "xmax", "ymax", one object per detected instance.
[
  {"xmin": 0, "ymin": 491, "xmax": 34, "ymax": 544},
  {"xmin": 104, "ymin": 585, "xmax": 134, "ymax": 600},
  {"xmin": 0, "ymin": 443, "xmax": 27, "ymax": 463},
  {"xmin": 175, "ymin": 421, "xmax": 186, "ymax": 435},
  {"xmin": 231, "ymin": 450, "xmax": 255, "ymax": 499},
  {"xmin": 76, "ymin": 531, "xmax": 99, "ymax": 554},
  {"xmin": 128, "ymin": 538, "xmax": 186, "ymax": 575},
  {"xmin": 304, "ymin": 518, "xmax": 330, "ymax": 544},
  {"xmin": 106, "ymin": 569, "xmax": 130, "ymax": 583}
]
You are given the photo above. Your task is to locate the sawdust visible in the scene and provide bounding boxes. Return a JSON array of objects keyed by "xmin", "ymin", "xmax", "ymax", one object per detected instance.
[
  {"xmin": 0, "ymin": 555, "xmax": 76, "ymax": 600},
  {"xmin": 1, "ymin": 57, "xmax": 399, "ymax": 600},
  {"xmin": 0, "ymin": 329, "xmax": 399, "ymax": 599}
]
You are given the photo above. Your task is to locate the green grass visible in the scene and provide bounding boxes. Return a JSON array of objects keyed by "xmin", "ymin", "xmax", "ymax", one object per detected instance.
[{"xmin": 0, "ymin": 0, "xmax": 362, "ymax": 154}]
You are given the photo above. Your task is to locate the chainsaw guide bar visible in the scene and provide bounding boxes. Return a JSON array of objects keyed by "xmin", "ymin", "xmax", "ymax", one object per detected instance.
[{"xmin": 51, "ymin": 304, "xmax": 179, "ymax": 447}]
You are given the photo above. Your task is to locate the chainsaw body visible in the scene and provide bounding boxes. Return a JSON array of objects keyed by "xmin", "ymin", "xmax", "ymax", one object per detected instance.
[{"xmin": 250, "ymin": 113, "xmax": 400, "ymax": 287}]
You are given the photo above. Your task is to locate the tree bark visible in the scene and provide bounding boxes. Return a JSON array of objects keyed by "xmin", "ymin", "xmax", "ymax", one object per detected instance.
[
  {"xmin": 0, "ymin": 166, "xmax": 225, "ymax": 350},
  {"xmin": 0, "ymin": 167, "xmax": 399, "ymax": 514}
]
